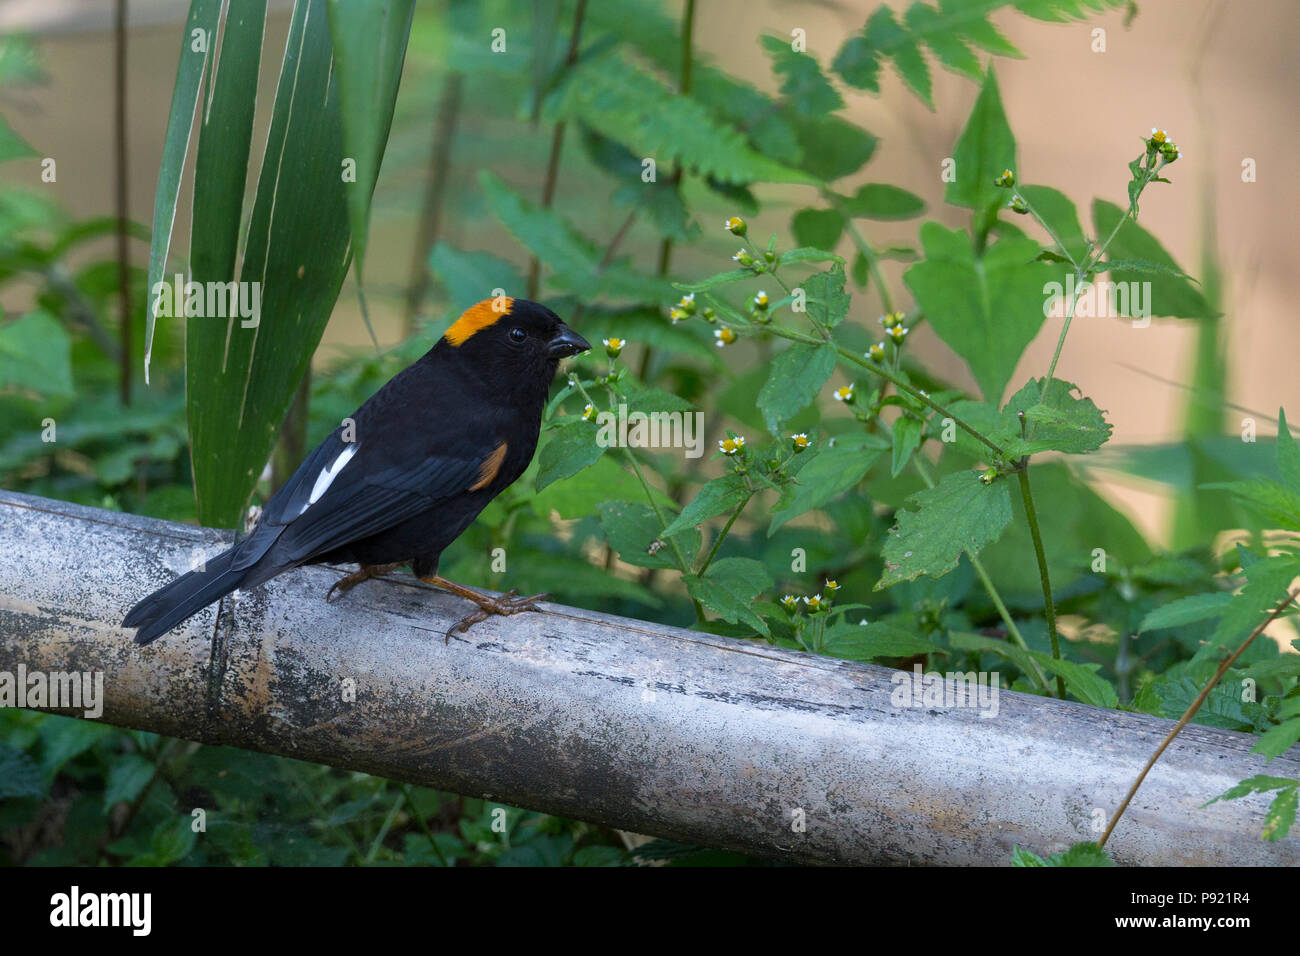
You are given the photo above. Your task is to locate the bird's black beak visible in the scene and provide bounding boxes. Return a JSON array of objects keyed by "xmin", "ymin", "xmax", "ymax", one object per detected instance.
[{"xmin": 549, "ymin": 324, "xmax": 591, "ymax": 358}]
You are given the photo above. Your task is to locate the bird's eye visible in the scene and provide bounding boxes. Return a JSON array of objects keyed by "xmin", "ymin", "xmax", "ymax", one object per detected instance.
[{"xmin": 509, "ymin": 327, "xmax": 527, "ymax": 343}]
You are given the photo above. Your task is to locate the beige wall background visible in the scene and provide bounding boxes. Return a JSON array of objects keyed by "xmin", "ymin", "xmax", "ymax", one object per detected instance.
[{"xmin": 2, "ymin": 0, "xmax": 1296, "ymax": 543}]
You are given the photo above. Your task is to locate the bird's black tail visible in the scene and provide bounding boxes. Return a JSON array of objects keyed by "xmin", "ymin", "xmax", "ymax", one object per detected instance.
[{"xmin": 123, "ymin": 548, "xmax": 249, "ymax": 645}]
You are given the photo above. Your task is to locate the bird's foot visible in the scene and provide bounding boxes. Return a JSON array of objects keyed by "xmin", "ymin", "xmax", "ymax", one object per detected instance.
[
  {"xmin": 326, "ymin": 563, "xmax": 401, "ymax": 603},
  {"xmin": 419, "ymin": 574, "xmax": 549, "ymax": 641}
]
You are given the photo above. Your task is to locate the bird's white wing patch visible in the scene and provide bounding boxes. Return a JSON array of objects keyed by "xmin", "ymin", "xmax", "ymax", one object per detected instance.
[{"xmin": 299, "ymin": 443, "xmax": 360, "ymax": 515}]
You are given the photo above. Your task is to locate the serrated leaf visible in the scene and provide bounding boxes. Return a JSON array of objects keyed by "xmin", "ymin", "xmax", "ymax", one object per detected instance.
[
  {"xmin": 686, "ymin": 557, "xmax": 773, "ymax": 636},
  {"xmin": 546, "ymin": 51, "xmax": 813, "ymax": 186},
  {"xmin": 1139, "ymin": 592, "xmax": 1232, "ymax": 633},
  {"xmin": 999, "ymin": 377, "xmax": 1112, "ymax": 455},
  {"xmin": 878, "ymin": 470, "xmax": 1013, "ymax": 587},
  {"xmin": 761, "ymin": 35, "xmax": 844, "ymax": 116},
  {"xmin": 104, "ymin": 754, "xmax": 155, "ymax": 810},
  {"xmin": 536, "ymin": 419, "xmax": 605, "ymax": 491},
  {"xmin": 481, "ymin": 171, "xmax": 673, "ymax": 303},
  {"xmin": 769, "ymin": 434, "xmax": 887, "ymax": 533},
  {"xmin": 822, "ymin": 620, "xmax": 939, "ymax": 661},
  {"xmin": 662, "ymin": 473, "xmax": 751, "ymax": 537},
  {"xmin": 598, "ymin": 499, "xmax": 698, "ymax": 570},
  {"xmin": 802, "ymin": 262, "xmax": 851, "ymax": 329},
  {"xmin": 757, "ymin": 342, "xmax": 837, "ymax": 435},
  {"xmin": 1277, "ymin": 407, "xmax": 1300, "ymax": 492},
  {"xmin": 1253, "ymin": 717, "xmax": 1300, "ymax": 760}
]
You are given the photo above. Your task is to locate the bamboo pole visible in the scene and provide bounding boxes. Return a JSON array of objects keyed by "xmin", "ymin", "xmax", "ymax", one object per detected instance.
[{"xmin": 0, "ymin": 490, "xmax": 1296, "ymax": 865}]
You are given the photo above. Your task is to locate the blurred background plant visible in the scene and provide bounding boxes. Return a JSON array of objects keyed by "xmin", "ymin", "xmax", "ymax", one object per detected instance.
[{"xmin": 1, "ymin": 0, "xmax": 1297, "ymax": 866}]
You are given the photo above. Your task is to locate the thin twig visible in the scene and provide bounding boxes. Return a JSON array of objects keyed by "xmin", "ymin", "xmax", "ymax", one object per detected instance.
[{"xmin": 1098, "ymin": 587, "xmax": 1300, "ymax": 848}]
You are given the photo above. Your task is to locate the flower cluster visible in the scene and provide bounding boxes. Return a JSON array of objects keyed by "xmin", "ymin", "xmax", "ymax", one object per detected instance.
[
  {"xmin": 781, "ymin": 580, "xmax": 840, "ymax": 617},
  {"xmin": 1146, "ymin": 127, "xmax": 1181, "ymax": 164}
]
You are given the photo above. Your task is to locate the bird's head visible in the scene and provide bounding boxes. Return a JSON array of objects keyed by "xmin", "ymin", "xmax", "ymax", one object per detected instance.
[{"xmin": 438, "ymin": 297, "xmax": 590, "ymax": 400}]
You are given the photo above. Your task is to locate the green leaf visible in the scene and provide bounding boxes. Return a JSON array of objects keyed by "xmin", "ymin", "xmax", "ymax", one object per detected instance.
[
  {"xmin": 143, "ymin": 0, "xmax": 222, "ymax": 382},
  {"xmin": 0, "ymin": 110, "xmax": 36, "ymax": 162},
  {"xmin": 187, "ymin": 0, "xmax": 356, "ymax": 526},
  {"xmin": 482, "ymin": 171, "xmax": 673, "ymax": 303},
  {"xmin": 686, "ymin": 557, "xmax": 773, "ymax": 637},
  {"xmin": 1276, "ymin": 408, "xmax": 1300, "ymax": 492},
  {"xmin": 1139, "ymin": 592, "xmax": 1232, "ymax": 633},
  {"xmin": 904, "ymin": 224, "xmax": 1057, "ymax": 403},
  {"xmin": 944, "ymin": 66, "xmax": 1015, "ymax": 213},
  {"xmin": 533, "ymin": 457, "xmax": 671, "ymax": 520},
  {"xmin": 785, "ymin": 113, "xmax": 877, "ymax": 182},
  {"xmin": 598, "ymin": 500, "xmax": 698, "ymax": 570},
  {"xmin": 0, "ymin": 743, "xmax": 42, "ymax": 799},
  {"xmin": 791, "ymin": 207, "xmax": 844, "ymax": 251},
  {"xmin": 150, "ymin": 815, "xmax": 198, "ymax": 865},
  {"xmin": 841, "ymin": 182, "xmax": 926, "ymax": 220},
  {"xmin": 999, "ymin": 377, "xmax": 1112, "ymax": 455},
  {"xmin": 802, "ymin": 262, "xmax": 851, "ymax": 328},
  {"xmin": 779, "ymin": 247, "xmax": 844, "ymax": 266},
  {"xmin": 1208, "ymin": 553, "xmax": 1300, "ymax": 652},
  {"xmin": 104, "ymin": 754, "xmax": 155, "ymax": 810},
  {"xmin": 189, "ymin": 0, "xmax": 264, "ymax": 308},
  {"xmin": 769, "ymin": 433, "xmax": 888, "ymax": 534},
  {"xmin": 761, "ymin": 35, "xmax": 844, "ymax": 116},
  {"xmin": 1093, "ymin": 200, "xmax": 1213, "ymax": 318},
  {"xmin": 536, "ymin": 419, "xmax": 605, "ymax": 491},
  {"xmin": 878, "ymin": 470, "xmax": 1013, "ymax": 588},
  {"xmin": 547, "ymin": 51, "xmax": 813, "ymax": 186},
  {"xmin": 326, "ymin": 0, "xmax": 413, "ymax": 278},
  {"xmin": 676, "ymin": 269, "xmax": 753, "ymax": 293},
  {"xmin": 757, "ymin": 342, "xmax": 837, "ymax": 435},
  {"xmin": 1253, "ymin": 717, "xmax": 1300, "ymax": 760},
  {"xmin": 662, "ymin": 473, "xmax": 750, "ymax": 537},
  {"xmin": 428, "ymin": 243, "xmax": 525, "ymax": 320},
  {"xmin": 0, "ymin": 310, "xmax": 73, "ymax": 398},
  {"xmin": 1018, "ymin": 184, "xmax": 1088, "ymax": 264},
  {"xmin": 1206, "ymin": 776, "xmax": 1298, "ymax": 841},
  {"xmin": 822, "ymin": 620, "xmax": 939, "ymax": 661},
  {"xmin": 890, "ymin": 414, "xmax": 924, "ymax": 477}
]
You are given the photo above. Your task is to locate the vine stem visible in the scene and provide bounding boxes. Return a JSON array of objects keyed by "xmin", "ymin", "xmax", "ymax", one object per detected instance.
[{"xmin": 1098, "ymin": 587, "xmax": 1300, "ymax": 849}]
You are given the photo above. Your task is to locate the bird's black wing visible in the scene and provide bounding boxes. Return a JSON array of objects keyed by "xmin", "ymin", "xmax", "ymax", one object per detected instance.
[{"xmin": 230, "ymin": 430, "xmax": 494, "ymax": 572}]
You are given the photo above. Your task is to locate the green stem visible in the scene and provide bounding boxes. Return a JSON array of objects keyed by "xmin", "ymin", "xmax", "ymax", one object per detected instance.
[
  {"xmin": 1017, "ymin": 463, "xmax": 1065, "ymax": 698},
  {"xmin": 832, "ymin": 204, "xmax": 894, "ymax": 314},
  {"xmin": 696, "ymin": 491, "xmax": 753, "ymax": 576},
  {"xmin": 914, "ymin": 457, "xmax": 1053, "ymax": 695},
  {"xmin": 399, "ymin": 783, "xmax": 449, "ymax": 866}
]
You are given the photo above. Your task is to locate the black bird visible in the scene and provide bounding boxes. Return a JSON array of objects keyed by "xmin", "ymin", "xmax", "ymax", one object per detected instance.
[{"xmin": 123, "ymin": 297, "xmax": 590, "ymax": 645}]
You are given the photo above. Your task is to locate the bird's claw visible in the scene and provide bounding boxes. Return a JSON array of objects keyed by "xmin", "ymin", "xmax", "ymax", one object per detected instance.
[{"xmin": 446, "ymin": 591, "xmax": 550, "ymax": 641}]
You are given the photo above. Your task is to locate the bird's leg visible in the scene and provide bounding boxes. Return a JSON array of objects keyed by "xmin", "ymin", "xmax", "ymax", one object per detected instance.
[
  {"xmin": 326, "ymin": 562, "xmax": 402, "ymax": 602},
  {"xmin": 419, "ymin": 574, "xmax": 550, "ymax": 639}
]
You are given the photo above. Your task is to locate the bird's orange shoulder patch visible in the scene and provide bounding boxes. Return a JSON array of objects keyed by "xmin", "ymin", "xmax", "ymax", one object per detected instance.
[
  {"xmin": 470, "ymin": 441, "xmax": 508, "ymax": 491},
  {"xmin": 444, "ymin": 297, "xmax": 514, "ymax": 346}
]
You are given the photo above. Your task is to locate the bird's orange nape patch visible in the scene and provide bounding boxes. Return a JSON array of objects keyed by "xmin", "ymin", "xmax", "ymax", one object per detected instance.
[{"xmin": 444, "ymin": 297, "xmax": 514, "ymax": 346}]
